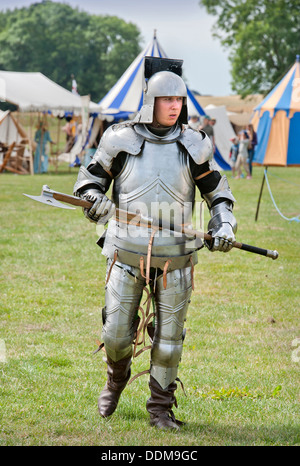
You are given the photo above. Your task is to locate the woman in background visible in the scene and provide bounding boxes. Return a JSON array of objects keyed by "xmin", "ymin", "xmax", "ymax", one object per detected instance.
[
  {"xmin": 34, "ymin": 122, "xmax": 54, "ymax": 174},
  {"xmin": 235, "ymin": 130, "xmax": 251, "ymax": 179},
  {"xmin": 246, "ymin": 124, "xmax": 258, "ymax": 177}
]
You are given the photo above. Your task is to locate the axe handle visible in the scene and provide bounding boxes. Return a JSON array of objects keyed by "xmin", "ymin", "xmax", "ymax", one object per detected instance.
[
  {"xmin": 181, "ymin": 226, "xmax": 278, "ymax": 260},
  {"xmin": 52, "ymin": 193, "xmax": 149, "ymax": 225},
  {"xmin": 52, "ymin": 192, "xmax": 92, "ymax": 208},
  {"xmin": 54, "ymin": 193, "xmax": 278, "ymax": 260},
  {"xmin": 230, "ymin": 241, "xmax": 278, "ymax": 260},
  {"xmin": 53, "ymin": 193, "xmax": 149, "ymax": 224}
]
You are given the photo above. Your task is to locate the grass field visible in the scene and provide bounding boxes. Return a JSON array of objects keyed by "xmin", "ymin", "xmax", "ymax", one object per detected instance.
[{"xmin": 0, "ymin": 163, "xmax": 299, "ymax": 446}]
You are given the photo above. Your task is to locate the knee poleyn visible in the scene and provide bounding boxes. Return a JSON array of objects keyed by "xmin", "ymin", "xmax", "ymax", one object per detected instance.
[
  {"xmin": 102, "ymin": 326, "xmax": 134, "ymax": 361},
  {"xmin": 151, "ymin": 338, "xmax": 183, "ymax": 368}
]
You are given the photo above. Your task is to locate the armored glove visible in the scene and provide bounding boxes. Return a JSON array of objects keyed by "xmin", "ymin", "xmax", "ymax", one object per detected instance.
[
  {"xmin": 205, "ymin": 201, "xmax": 237, "ymax": 253},
  {"xmin": 81, "ymin": 189, "xmax": 116, "ymax": 225}
]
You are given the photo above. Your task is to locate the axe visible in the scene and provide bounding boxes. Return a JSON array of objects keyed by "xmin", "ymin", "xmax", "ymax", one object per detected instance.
[{"xmin": 23, "ymin": 185, "xmax": 279, "ymax": 260}]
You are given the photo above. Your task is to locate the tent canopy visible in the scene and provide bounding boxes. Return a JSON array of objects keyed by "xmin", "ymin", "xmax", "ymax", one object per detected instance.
[
  {"xmin": 0, "ymin": 70, "xmax": 101, "ymax": 116},
  {"xmin": 252, "ymin": 55, "xmax": 300, "ymax": 166},
  {"xmin": 98, "ymin": 31, "xmax": 231, "ymax": 170}
]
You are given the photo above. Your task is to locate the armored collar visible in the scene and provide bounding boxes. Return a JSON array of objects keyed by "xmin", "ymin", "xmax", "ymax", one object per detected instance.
[{"xmin": 134, "ymin": 123, "xmax": 182, "ymax": 144}]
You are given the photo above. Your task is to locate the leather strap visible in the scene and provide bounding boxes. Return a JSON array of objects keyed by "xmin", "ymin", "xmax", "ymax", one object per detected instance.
[
  {"xmin": 93, "ymin": 340, "xmax": 105, "ymax": 355},
  {"xmin": 128, "ymin": 369, "xmax": 150, "ymax": 385},
  {"xmin": 163, "ymin": 259, "xmax": 172, "ymax": 289},
  {"xmin": 106, "ymin": 249, "xmax": 118, "ymax": 284},
  {"xmin": 139, "ymin": 256, "xmax": 147, "ymax": 279}
]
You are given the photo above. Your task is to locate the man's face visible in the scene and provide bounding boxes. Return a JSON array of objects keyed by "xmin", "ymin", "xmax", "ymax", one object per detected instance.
[{"xmin": 153, "ymin": 96, "xmax": 183, "ymax": 127}]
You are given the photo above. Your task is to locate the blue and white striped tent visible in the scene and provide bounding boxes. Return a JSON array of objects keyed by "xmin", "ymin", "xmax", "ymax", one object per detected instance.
[
  {"xmin": 251, "ymin": 55, "xmax": 300, "ymax": 167},
  {"xmin": 98, "ymin": 32, "xmax": 231, "ymax": 170}
]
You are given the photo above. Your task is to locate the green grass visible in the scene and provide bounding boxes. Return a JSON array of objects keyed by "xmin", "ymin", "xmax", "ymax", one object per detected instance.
[{"xmin": 0, "ymin": 163, "xmax": 299, "ymax": 446}]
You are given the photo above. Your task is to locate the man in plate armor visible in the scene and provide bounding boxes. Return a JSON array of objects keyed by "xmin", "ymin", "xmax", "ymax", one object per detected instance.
[{"xmin": 73, "ymin": 57, "xmax": 237, "ymax": 431}]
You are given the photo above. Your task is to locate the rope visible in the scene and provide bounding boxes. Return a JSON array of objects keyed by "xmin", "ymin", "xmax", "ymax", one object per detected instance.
[
  {"xmin": 264, "ymin": 168, "xmax": 300, "ymax": 223},
  {"xmin": 267, "ymin": 171, "xmax": 300, "ymax": 187}
]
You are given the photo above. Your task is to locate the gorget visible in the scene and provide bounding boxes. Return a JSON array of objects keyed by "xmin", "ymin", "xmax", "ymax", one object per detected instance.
[{"xmin": 102, "ymin": 123, "xmax": 202, "ymax": 270}]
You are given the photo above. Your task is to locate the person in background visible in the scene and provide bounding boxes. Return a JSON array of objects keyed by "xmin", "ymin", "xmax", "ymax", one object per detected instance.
[
  {"xmin": 246, "ymin": 124, "xmax": 257, "ymax": 178},
  {"xmin": 62, "ymin": 116, "xmax": 76, "ymax": 153},
  {"xmin": 33, "ymin": 121, "xmax": 54, "ymax": 174},
  {"xmin": 229, "ymin": 136, "xmax": 239, "ymax": 178},
  {"xmin": 235, "ymin": 130, "xmax": 251, "ymax": 179},
  {"xmin": 200, "ymin": 115, "xmax": 215, "ymax": 153},
  {"xmin": 209, "ymin": 118, "xmax": 216, "ymax": 155},
  {"xmin": 188, "ymin": 115, "xmax": 200, "ymax": 130}
]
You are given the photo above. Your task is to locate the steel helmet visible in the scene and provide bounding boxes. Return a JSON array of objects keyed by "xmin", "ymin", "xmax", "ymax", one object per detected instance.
[{"xmin": 137, "ymin": 57, "xmax": 188, "ymax": 124}]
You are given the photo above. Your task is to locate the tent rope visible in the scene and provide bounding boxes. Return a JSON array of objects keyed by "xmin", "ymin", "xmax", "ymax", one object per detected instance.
[
  {"xmin": 264, "ymin": 169, "xmax": 300, "ymax": 223},
  {"xmin": 267, "ymin": 171, "xmax": 300, "ymax": 187}
]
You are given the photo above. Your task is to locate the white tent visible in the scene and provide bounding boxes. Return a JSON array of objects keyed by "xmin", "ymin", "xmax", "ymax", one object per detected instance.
[
  {"xmin": 0, "ymin": 70, "xmax": 101, "ymax": 116},
  {"xmin": 204, "ymin": 104, "xmax": 237, "ymax": 168},
  {"xmin": 0, "ymin": 109, "xmax": 32, "ymax": 173},
  {"xmin": 0, "ymin": 110, "xmax": 27, "ymax": 145}
]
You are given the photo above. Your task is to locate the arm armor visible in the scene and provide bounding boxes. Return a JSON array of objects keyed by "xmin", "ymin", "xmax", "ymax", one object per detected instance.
[
  {"xmin": 204, "ymin": 175, "xmax": 237, "ymax": 234},
  {"xmin": 73, "ymin": 165, "xmax": 111, "ymax": 196},
  {"xmin": 73, "ymin": 167, "xmax": 115, "ymax": 224},
  {"xmin": 207, "ymin": 200, "xmax": 237, "ymax": 235},
  {"xmin": 202, "ymin": 174, "xmax": 236, "ymax": 209}
]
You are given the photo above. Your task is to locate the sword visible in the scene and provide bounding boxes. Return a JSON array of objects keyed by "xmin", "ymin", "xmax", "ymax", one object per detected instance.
[{"xmin": 23, "ymin": 185, "xmax": 279, "ymax": 260}]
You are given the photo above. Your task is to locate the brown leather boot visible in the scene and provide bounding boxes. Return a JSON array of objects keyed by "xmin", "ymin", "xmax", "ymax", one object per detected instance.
[
  {"xmin": 146, "ymin": 375, "xmax": 185, "ymax": 431},
  {"xmin": 98, "ymin": 356, "xmax": 132, "ymax": 418}
]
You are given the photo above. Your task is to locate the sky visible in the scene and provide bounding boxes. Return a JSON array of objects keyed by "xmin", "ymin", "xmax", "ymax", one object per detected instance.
[{"xmin": 0, "ymin": 0, "xmax": 233, "ymax": 96}]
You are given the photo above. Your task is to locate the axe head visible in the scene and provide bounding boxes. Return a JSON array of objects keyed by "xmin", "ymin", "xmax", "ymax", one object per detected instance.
[{"xmin": 23, "ymin": 185, "xmax": 76, "ymax": 210}]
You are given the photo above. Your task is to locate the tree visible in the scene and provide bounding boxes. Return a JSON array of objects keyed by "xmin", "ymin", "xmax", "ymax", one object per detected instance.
[
  {"xmin": 0, "ymin": 1, "xmax": 141, "ymax": 101},
  {"xmin": 199, "ymin": 0, "xmax": 300, "ymax": 96}
]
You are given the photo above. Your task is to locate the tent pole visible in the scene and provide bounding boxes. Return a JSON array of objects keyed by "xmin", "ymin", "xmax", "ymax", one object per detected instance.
[
  {"xmin": 55, "ymin": 117, "xmax": 61, "ymax": 174},
  {"xmin": 255, "ymin": 166, "xmax": 267, "ymax": 222},
  {"xmin": 29, "ymin": 113, "xmax": 34, "ymax": 175},
  {"xmin": 38, "ymin": 113, "xmax": 45, "ymax": 173}
]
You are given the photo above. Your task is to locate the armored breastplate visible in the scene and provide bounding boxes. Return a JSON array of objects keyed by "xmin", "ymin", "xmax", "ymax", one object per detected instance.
[
  {"xmin": 103, "ymin": 124, "xmax": 201, "ymax": 269},
  {"xmin": 113, "ymin": 124, "xmax": 195, "ymax": 223}
]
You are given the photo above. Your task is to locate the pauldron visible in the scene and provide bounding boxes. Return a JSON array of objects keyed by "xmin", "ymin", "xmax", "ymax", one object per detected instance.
[
  {"xmin": 178, "ymin": 128, "xmax": 213, "ymax": 165},
  {"xmin": 93, "ymin": 122, "xmax": 144, "ymax": 171}
]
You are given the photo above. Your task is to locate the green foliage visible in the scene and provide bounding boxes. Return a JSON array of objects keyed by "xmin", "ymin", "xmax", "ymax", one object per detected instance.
[
  {"xmin": 199, "ymin": 0, "xmax": 300, "ymax": 96},
  {"xmin": 0, "ymin": 0, "xmax": 141, "ymax": 100},
  {"xmin": 192, "ymin": 385, "xmax": 282, "ymax": 400}
]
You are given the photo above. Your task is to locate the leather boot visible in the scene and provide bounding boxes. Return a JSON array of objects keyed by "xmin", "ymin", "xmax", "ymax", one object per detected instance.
[
  {"xmin": 98, "ymin": 355, "xmax": 132, "ymax": 418},
  {"xmin": 146, "ymin": 375, "xmax": 185, "ymax": 431}
]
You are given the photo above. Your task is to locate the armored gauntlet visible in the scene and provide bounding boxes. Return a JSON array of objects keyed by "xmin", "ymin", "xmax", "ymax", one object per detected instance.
[
  {"xmin": 81, "ymin": 189, "xmax": 115, "ymax": 225},
  {"xmin": 202, "ymin": 175, "xmax": 237, "ymax": 253},
  {"xmin": 206, "ymin": 201, "xmax": 237, "ymax": 252}
]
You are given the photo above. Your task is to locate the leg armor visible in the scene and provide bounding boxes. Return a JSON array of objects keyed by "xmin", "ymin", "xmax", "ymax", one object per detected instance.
[
  {"xmin": 102, "ymin": 261, "xmax": 145, "ymax": 361},
  {"xmin": 150, "ymin": 266, "xmax": 193, "ymax": 389},
  {"xmin": 102, "ymin": 260, "xmax": 192, "ymax": 388}
]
